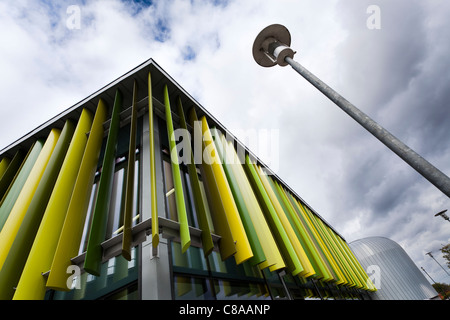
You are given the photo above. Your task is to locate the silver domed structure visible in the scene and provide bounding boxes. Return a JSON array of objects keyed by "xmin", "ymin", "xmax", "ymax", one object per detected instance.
[{"xmin": 349, "ymin": 237, "xmax": 439, "ymax": 300}]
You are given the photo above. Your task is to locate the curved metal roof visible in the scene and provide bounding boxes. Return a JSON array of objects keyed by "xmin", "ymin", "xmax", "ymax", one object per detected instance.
[{"xmin": 350, "ymin": 237, "xmax": 439, "ymax": 300}]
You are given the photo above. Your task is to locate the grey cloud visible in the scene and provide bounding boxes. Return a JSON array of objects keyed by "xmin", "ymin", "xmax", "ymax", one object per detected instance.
[
  {"xmin": 316, "ymin": 0, "xmax": 450, "ymax": 285},
  {"xmin": 335, "ymin": 0, "xmax": 428, "ymax": 112}
]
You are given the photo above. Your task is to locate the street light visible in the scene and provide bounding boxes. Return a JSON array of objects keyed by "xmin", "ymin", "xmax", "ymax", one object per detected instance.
[
  {"xmin": 421, "ymin": 267, "xmax": 436, "ymax": 284},
  {"xmin": 435, "ymin": 209, "xmax": 450, "ymax": 222},
  {"xmin": 252, "ymin": 24, "xmax": 450, "ymax": 199}
]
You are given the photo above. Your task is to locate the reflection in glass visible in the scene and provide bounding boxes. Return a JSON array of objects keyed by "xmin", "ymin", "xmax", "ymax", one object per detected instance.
[
  {"xmin": 78, "ymin": 182, "xmax": 98, "ymax": 255},
  {"xmin": 171, "ymin": 241, "xmax": 270, "ymax": 300},
  {"xmin": 50, "ymin": 247, "xmax": 138, "ymax": 300},
  {"xmin": 171, "ymin": 242, "xmax": 208, "ymax": 273},
  {"xmin": 163, "ymin": 160, "xmax": 178, "ymax": 221},
  {"xmin": 174, "ymin": 276, "xmax": 214, "ymax": 300},
  {"xmin": 213, "ymin": 279, "xmax": 269, "ymax": 300},
  {"xmin": 103, "ymin": 282, "xmax": 139, "ymax": 300}
]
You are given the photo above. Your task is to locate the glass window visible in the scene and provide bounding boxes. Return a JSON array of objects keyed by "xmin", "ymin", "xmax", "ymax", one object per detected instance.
[
  {"xmin": 208, "ymin": 252, "xmax": 270, "ymax": 300},
  {"xmin": 78, "ymin": 180, "xmax": 99, "ymax": 255},
  {"xmin": 173, "ymin": 275, "xmax": 215, "ymax": 300},
  {"xmin": 208, "ymin": 251, "xmax": 265, "ymax": 281},
  {"xmin": 171, "ymin": 243, "xmax": 214, "ymax": 300},
  {"xmin": 170, "ymin": 243, "xmax": 270, "ymax": 300},
  {"xmin": 163, "ymin": 158, "xmax": 178, "ymax": 221},
  {"xmin": 102, "ymin": 282, "xmax": 139, "ymax": 300},
  {"xmin": 51, "ymin": 122, "xmax": 142, "ymax": 300},
  {"xmin": 283, "ymin": 273, "xmax": 306, "ymax": 300},
  {"xmin": 90, "ymin": 156, "xmax": 139, "ymax": 241},
  {"xmin": 49, "ymin": 247, "xmax": 139, "ymax": 300},
  {"xmin": 213, "ymin": 279, "xmax": 270, "ymax": 300},
  {"xmin": 171, "ymin": 242, "xmax": 208, "ymax": 275},
  {"xmin": 162, "ymin": 156, "xmax": 197, "ymax": 229},
  {"xmin": 106, "ymin": 161, "xmax": 126, "ymax": 239},
  {"xmin": 262, "ymin": 269, "xmax": 288, "ymax": 300},
  {"xmin": 181, "ymin": 169, "xmax": 199, "ymax": 229}
]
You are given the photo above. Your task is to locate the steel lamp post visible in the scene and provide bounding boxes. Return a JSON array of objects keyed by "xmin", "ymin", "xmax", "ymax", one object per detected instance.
[{"xmin": 253, "ymin": 24, "xmax": 450, "ymax": 198}]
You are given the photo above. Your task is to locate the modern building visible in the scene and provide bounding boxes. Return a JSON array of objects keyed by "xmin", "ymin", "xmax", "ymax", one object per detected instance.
[
  {"xmin": 0, "ymin": 59, "xmax": 375, "ymax": 300},
  {"xmin": 349, "ymin": 237, "xmax": 439, "ymax": 300}
]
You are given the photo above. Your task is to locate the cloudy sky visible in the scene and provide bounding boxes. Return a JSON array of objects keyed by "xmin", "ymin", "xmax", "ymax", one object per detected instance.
[{"xmin": 1, "ymin": 0, "xmax": 449, "ymax": 286}]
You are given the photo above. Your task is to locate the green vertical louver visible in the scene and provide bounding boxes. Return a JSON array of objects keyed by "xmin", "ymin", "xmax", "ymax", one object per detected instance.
[
  {"xmin": 163, "ymin": 85, "xmax": 191, "ymax": 253},
  {"xmin": 84, "ymin": 90, "xmax": 122, "ymax": 276},
  {"xmin": 148, "ymin": 72, "xmax": 159, "ymax": 248},
  {"xmin": 122, "ymin": 80, "xmax": 139, "ymax": 261},
  {"xmin": 0, "ymin": 120, "xmax": 74, "ymax": 300},
  {"xmin": 13, "ymin": 108, "xmax": 93, "ymax": 300},
  {"xmin": 47, "ymin": 99, "xmax": 107, "ymax": 290},
  {"xmin": 176, "ymin": 98, "xmax": 214, "ymax": 257}
]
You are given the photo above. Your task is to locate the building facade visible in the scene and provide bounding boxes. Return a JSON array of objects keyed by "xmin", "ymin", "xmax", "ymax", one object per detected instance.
[
  {"xmin": 0, "ymin": 59, "xmax": 375, "ymax": 300},
  {"xmin": 349, "ymin": 237, "xmax": 439, "ymax": 300}
]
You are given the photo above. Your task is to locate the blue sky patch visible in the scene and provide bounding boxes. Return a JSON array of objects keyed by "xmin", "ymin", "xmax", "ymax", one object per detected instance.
[
  {"xmin": 153, "ymin": 17, "xmax": 170, "ymax": 42},
  {"xmin": 121, "ymin": 0, "xmax": 153, "ymax": 16},
  {"xmin": 182, "ymin": 45, "xmax": 197, "ymax": 61}
]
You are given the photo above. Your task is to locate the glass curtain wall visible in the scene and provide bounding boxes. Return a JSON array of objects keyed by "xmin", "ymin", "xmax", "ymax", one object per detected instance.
[{"xmin": 0, "ymin": 63, "xmax": 373, "ymax": 300}]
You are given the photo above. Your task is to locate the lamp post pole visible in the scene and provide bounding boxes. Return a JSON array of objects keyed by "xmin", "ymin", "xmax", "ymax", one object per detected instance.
[
  {"xmin": 252, "ymin": 24, "xmax": 450, "ymax": 198},
  {"xmin": 421, "ymin": 267, "xmax": 436, "ymax": 284}
]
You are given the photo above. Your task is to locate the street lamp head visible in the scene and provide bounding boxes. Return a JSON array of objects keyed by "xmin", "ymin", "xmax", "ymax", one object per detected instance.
[
  {"xmin": 252, "ymin": 24, "xmax": 296, "ymax": 67},
  {"xmin": 434, "ymin": 209, "xmax": 449, "ymax": 221}
]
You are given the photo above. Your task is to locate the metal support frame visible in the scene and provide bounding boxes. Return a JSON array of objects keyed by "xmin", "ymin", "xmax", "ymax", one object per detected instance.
[{"xmin": 277, "ymin": 270, "xmax": 293, "ymax": 300}]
